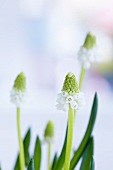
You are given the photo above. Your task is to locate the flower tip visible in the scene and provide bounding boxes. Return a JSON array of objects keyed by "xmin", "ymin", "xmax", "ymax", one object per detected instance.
[
  {"xmin": 84, "ymin": 32, "xmax": 96, "ymax": 50},
  {"xmin": 20, "ymin": 71, "xmax": 25, "ymax": 77},
  {"xmin": 67, "ymin": 72, "xmax": 74, "ymax": 77},
  {"xmin": 44, "ymin": 120, "xmax": 54, "ymax": 142},
  {"xmin": 14, "ymin": 72, "xmax": 26, "ymax": 91},
  {"xmin": 88, "ymin": 31, "xmax": 95, "ymax": 37},
  {"xmin": 17, "ymin": 72, "xmax": 26, "ymax": 80},
  {"xmin": 62, "ymin": 72, "xmax": 79, "ymax": 94}
]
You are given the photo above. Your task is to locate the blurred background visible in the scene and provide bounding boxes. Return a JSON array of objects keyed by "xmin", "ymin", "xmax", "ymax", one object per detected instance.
[{"xmin": 0, "ymin": 0, "xmax": 113, "ymax": 169}]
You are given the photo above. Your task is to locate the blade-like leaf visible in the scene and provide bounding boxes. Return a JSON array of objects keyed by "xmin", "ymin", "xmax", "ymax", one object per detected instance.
[
  {"xmin": 53, "ymin": 125, "xmax": 68, "ymax": 170},
  {"xmin": 90, "ymin": 157, "xmax": 95, "ymax": 170},
  {"xmin": 80, "ymin": 137, "xmax": 94, "ymax": 170},
  {"xmin": 51, "ymin": 153, "xmax": 57, "ymax": 170},
  {"xmin": 24, "ymin": 128, "xmax": 31, "ymax": 166},
  {"xmin": 70, "ymin": 93, "xmax": 98, "ymax": 170},
  {"xmin": 14, "ymin": 128, "xmax": 31, "ymax": 170},
  {"xmin": 23, "ymin": 129, "xmax": 31, "ymax": 167},
  {"xmin": 27, "ymin": 159, "xmax": 34, "ymax": 170},
  {"xmin": 34, "ymin": 136, "xmax": 41, "ymax": 170},
  {"xmin": 14, "ymin": 156, "xmax": 20, "ymax": 170}
]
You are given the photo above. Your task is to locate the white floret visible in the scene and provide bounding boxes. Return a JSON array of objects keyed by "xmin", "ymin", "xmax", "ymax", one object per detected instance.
[
  {"xmin": 44, "ymin": 136, "xmax": 54, "ymax": 143},
  {"xmin": 10, "ymin": 88, "xmax": 26, "ymax": 107},
  {"xmin": 56, "ymin": 91, "xmax": 85, "ymax": 112},
  {"xmin": 78, "ymin": 45, "xmax": 101, "ymax": 69}
]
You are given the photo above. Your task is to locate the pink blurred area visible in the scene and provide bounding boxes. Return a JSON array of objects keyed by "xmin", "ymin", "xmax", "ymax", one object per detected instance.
[{"xmin": 0, "ymin": 0, "xmax": 113, "ymax": 169}]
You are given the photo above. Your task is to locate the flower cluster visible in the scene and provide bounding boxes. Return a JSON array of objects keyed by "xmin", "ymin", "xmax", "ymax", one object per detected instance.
[
  {"xmin": 78, "ymin": 32, "xmax": 101, "ymax": 69},
  {"xmin": 10, "ymin": 72, "xmax": 26, "ymax": 107},
  {"xmin": 78, "ymin": 45, "xmax": 101, "ymax": 69},
  {"xmin": 56, "ymin": 91, "xmax": 85, "ymax": 111},
  {"xmin": 56, "ymin": 72, "xmax": 85, "ymax": 111},
  {"xmin": 10, "ymin": 89, "xmax": 26, "ymax": 108}
]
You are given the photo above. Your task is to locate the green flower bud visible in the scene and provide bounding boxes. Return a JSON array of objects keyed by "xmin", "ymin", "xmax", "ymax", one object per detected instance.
[
  {"xmin": 62, "ymin": 72, "xmax": 79, "ymax": 95},
  {"xmin": 44, "ymin": 121, "xmax": 54, "ymax": 140},
  {"xmin": 84, "ymin": 32, "xmax": 96, "ymax": 50},
  {"xmin": 13, "ymin": 72, "xmax": 26, "ymax": 92}
]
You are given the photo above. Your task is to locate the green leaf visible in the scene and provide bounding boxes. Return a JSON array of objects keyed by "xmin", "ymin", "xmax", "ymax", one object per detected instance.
[
  {"xmin": 53, "ymin": 125, "xmax": 68, "ymax": 170},
  {"xmin": 51, "ymin": 153, "xmax": 57, "ymax": 170},
  {"xmin": 70, "ymin": 93, "xmax": 98, "ymax": 170},
  {"xmin": 80, "ymin": 137, "xmax": 94, "ymax": 170},
  {"xmin": 14, "ymin": 128, "xmax": 31, "ymax": 170},
  {"xmin": 24, "ymin": 128, "xmax": 31, "ymax": 166},
  {"xmin": 90, "ymin": 157, "xmax": 95, "ymax": 170},
  {"xmin": 27, "ymin": 159, "xmax": 34, "ymax": 170},
  {"xmin": 14, "ymin": 156, "xmax": 20, "ymax": 170},
  {"xmin": 34, "ymin": 136, "xmax": 41, "ymax": 170},
  {"xmin": 0, "ymin": 164, "xmax": 2, "ymax": 170}
]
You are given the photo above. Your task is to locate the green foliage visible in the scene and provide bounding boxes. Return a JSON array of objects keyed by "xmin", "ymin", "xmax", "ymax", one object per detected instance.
[
  {"xmin": 53, "ymin": 125, "xmax": 68, "ymax": 170},
  {"xmin": 9, "ymin": 93, "xmax": 98, "ymax": 170},
  {"xmin": 14, "ymin": 156, "xmax": 20, "ymax": 170},
  {"xmin": 70, "ymin": 93, "xmax": 98, "ymax": 170},
  {"xmin": 14, "ymin": 128, "xmax": 31, "ymax": 170},
  {"xmin": 34, "ymin": 136, "xmax": 42, "ymax": 170},
  {"xmin": 80, "ymin": 137, "xmax": 94, "ymax": 170},
  {"xmin": 52, "ymin": 93, "xmax": 98, "ymax": 170},
  {"xmin": 90, "ymin": 157, "xmax": 95, "ymax": 170},
  {"xmin": 51, "ymin": 153, "xmax": 57, "ymax": 170},
  {"xmin": 51, "ymin": 93, "xmax": 98, "ymax": 170},
  {"xmin": 24, "ymin": 128, "xmax": 31, "ymax": 166},
  {"xmin": 27, "ymin": 159, "xmax": 34, "ymax": 170}
]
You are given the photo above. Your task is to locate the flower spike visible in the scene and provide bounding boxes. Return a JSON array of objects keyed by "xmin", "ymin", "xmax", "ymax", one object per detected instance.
[
  {"xmin": 14, "ymin": 72, "xmax": 26, "ymax": 92},
  {"xmin": 10, "ymin": 72, "xmax": 26, "ymax": 107},
  {"xmin": 62, "ymin": 72, "xmax": 79, "ymax": 95},
  {"xmin": 10, "ymin": 72, "xmax": 26, "ymax": 170},
  {"xmin": 84, "ymin": 32, "xmax": 96, "ymax": 50},
  {"xmin": 44, "ymin": 121, "xmax": 54, "ymax": 143},
  {"xmin": 78, "ymin": 32, "xmax": 101, "ymax": 69},
  {"xmin": 56, "ymin": 72, "xmax": 85, "ymax": 111},
  {"xmin": 60, "ymin": 73, "xmax": 85, "ymax": 170},
  {"xmin": 44, "ymin": 121, "xmax": 55, "ymax": 170}
]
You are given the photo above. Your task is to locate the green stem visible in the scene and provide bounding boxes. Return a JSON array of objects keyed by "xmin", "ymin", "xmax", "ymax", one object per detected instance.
[
  {"xmin": 79, "ymin": 66, "xmax": 85, "ymax": 89},
  {"xmin": 17, "ymin": 107, "xmax": 25, "ymax": 170},
  {"xmin": 74, "ymin": 110, "xmax": 76, "ymax": 120},
  {"xmin": 64, "ymin": 104, "xmax": 74, "ymax": 170},
  {"xmin": 48, "ymin": 142, "xmax": 51, "ymax": 170}
]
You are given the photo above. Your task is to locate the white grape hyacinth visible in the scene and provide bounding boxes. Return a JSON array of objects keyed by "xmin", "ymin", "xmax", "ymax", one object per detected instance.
[
  {"xmin": 78, "ymin": 45, "xmax": 101, "ymax": 69},
  {"xmin": 78, "ymin": 32, "xmax": 101, "ymax": 69},
  {"xmin": 10, "ymin": 72, "xmax": 26, "ymax": 108},
  {"xmin": 56, "ymin": 91, "xmax": 85, "ymax": 112}
]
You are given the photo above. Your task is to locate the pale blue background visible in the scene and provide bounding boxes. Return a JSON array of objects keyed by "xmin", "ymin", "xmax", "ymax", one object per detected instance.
[{"xmin": 0, "ymin": 0, "xmax": 113, "ymax": 169}]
